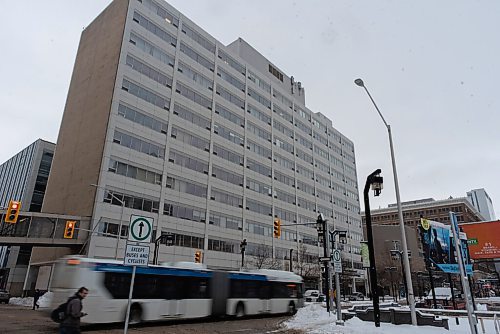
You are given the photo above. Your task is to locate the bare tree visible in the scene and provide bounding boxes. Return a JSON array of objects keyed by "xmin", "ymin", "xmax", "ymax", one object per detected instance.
[
  {"xmin": 248, "ymin": 244, "xmax": 282, "ymax": 270},
  {"xmin": 294, "ymin": 244, "xmax": 320, "ymax": 280}
]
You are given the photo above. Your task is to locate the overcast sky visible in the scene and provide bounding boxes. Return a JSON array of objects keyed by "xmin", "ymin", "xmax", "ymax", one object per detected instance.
[{"xmin": 1, "ymin": 1, "xmax": 498, "ymax": 217}]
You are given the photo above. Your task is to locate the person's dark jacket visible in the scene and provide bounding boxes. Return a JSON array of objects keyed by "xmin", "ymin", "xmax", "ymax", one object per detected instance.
[{"xmin": 60, "ymin": 295, "xmax": 84, "ymax": 328}]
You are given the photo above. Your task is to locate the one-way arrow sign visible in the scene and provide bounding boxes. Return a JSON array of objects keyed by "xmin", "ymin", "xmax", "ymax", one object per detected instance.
[{"xmin": 128, "ymin": 215, "xmax": 153, "ymax": 243}]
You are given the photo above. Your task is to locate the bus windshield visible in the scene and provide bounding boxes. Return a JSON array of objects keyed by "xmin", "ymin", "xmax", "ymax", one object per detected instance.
[{"xmin": 51, "ymin": 262, "xmax": 80, "ymax": 289}]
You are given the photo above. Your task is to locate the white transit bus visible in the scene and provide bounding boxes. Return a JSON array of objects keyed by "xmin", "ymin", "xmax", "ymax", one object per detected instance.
[{"xmin": 50, "ymin": 256, "xmax": 304, "ymax": 324}]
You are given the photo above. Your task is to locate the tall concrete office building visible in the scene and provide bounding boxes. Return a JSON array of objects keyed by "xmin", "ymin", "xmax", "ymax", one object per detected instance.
[{"xmin": 42, "ymin": 0, "xmax": 363, "ymax": 287}]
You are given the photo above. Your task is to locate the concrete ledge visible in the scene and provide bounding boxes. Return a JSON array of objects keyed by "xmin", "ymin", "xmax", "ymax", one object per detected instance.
[{"xmin": 348, "ymin": 307, "xmax": 449, "ymax": 330}]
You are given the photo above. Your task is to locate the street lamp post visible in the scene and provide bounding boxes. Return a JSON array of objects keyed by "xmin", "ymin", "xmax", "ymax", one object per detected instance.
[
  {"xmin": 90, "ymin": 183, "xmax": 125, "ymax": 260},
  {"xmin": 355, "ymin": 78, "xmax": 417, "ymax": 326},
  {"xmin": 364, "ymin": 169, "xmax": 384, "ymax": 327},
  {"xmin": 390, "ymin": 246, "xmax": 409, "ymax": 304},
  {"xmin": 385, "ymin": 267, "xmax": 397, "ymax": 300}
]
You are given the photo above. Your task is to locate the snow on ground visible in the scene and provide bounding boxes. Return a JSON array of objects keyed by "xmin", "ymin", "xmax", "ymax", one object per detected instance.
[
  {"xmin": 9, "ymin": 291, "xmax": 53, "ymax": 308},
  {"xmin": 284, "ymin": 303, "xmax": 497, "ymax": 334}
]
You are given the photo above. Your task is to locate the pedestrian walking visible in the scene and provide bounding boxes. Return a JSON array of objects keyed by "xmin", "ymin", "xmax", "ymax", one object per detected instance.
[
  {"xmin": 33, "ymin": 289, "xmax": 40, "ymax": 310},
  {"xmin": 59, "ymin": 287, "xmax": 88, "ymax": 334}
]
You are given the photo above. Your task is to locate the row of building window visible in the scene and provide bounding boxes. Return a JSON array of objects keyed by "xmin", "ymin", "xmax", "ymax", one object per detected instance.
[
  {"xmin": 173, "ymin": 102, "xmax": 211, "ymax": 130},
  {"xmin": 133, "ymin": 11, "xmax": 177, "ymax": 47},
  {"xmin": 177, "ymin": 61, "xmax": 213, "ymax": 91},
  {"xmin": 117, "ymin": 103, "xmax": 168, "ymax": 134},
  {"xmin": 180, "ymin": 42, "xmax": 214, "ymax": 72},
  {"xmin": 176, "ymin": 81, "xmax": 212, "ymax": 109},
  {"xmin": 113, "ymin": 130, "xmax": 165, "ymax": 159},
  {"xmin": 171, "ymin": 126, "xmax": 210, "ymax": 151},
  {"xmin": 216, "ymin": 85, "xmax": 245, "ymax": 110},
  {"xmin": 126, "ymin": 54, "xmax": 173, "ymax": 89},
  {"xmin": 181, "ymin": 23, "xmax": 215, "ymax": 53},
  {"xmin": 108, "ymin": 158, "xmax": 162, "ymax": 185},
  {"xmin": 130, "ymin": 32, "xmax": 175, "ymax": 67},
  {"xmin": 122, "ymin": 78, "xmax": 170, "ymax": 110},
  {"xmin": 138, "ymin": 0, "xmax": 179, "ymax": 28},
  {"xmin": 104, "ymin": 189, "xmax": 160, "ymax": 213},
  {"xmin": 168, "ymin": 149, "xmax": 208, "ymax": 174},
  {"xmin": 218, "ymin": 67, "xmax": 245, "ymax": 92},
  {"xmin": 166, "ymin": 175, "xmax": 207, "ymax": 198},
  {"xmin": 215, "ymin": 103, "xmax": 244, "ymax": 127}
]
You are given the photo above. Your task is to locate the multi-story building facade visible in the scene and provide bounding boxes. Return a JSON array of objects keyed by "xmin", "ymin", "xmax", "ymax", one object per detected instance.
[
  {"xmin": 41, "ymin": 0, "xmax": 363, "ymax": 287},
  {"xmin": 365, "ymin": 197, "xmax": 485, "ymax": 228},
  {"xmin": 467, "ymin": 188, "xmax": 496, "ymax": 221},
  {"xmin": 0, "ymin": 139, "xmax": 55, "ymax": 295}
]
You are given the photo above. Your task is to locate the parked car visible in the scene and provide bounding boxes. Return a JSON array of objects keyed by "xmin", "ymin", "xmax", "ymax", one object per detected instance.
[
  {"xmin": 348, "ymin": 292, "xmax": 365, "ymax": 301},
  {"xmin": 0, "ymin": 289, "xmax": 10, "ymax": 304},
  {"xmin": 304, "ymin": 290, "xmax": 325, "ymax": 302}
]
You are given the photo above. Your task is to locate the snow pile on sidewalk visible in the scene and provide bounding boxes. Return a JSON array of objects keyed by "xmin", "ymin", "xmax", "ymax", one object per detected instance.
[
  {"xmin": 9, "ymin": 291, "xmax": 53, "ymax": 308},
  {"xmin": 284, "ymin": 303, "xmax": 497, "ymax": 333}
]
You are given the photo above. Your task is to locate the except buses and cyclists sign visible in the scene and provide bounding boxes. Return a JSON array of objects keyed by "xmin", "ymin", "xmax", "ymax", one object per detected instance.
[{"xmin": 128, "ymin": 215, "xmax": 153, "ymax": 243}]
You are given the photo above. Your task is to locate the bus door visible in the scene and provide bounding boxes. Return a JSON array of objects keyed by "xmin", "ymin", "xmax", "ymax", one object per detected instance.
[
  {"xmin": 260, "ymin": 282, "xmax": 271, "ymax": 313},
  {"xmin": 161, "ymin": 277, "xmax": 184, "ymax": 318},
  {"xmin": 168, "ymin": 299, "xmax": 185, "ymax": 317}
]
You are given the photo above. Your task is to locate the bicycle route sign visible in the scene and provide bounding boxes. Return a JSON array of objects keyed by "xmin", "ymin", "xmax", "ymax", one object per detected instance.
[{"xmin": 128, "ymin": 215, "xmax": 153, "ymax": 243}]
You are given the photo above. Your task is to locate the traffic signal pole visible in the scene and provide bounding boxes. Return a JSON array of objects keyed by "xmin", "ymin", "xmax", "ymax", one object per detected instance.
[{"xmin": 322, "ymin": 217, "xmax": 332, "ymax": 313}]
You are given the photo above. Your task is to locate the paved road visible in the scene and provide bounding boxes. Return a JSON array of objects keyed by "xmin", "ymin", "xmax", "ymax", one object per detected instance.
[{"xmin": 0, "ymin": 304, "xmax": 304, "ymax": 333}]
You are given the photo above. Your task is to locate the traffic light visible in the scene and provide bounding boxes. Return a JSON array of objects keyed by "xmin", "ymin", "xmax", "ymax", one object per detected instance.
[
  {"xmin": 273, "ymin": 218, "xmax": 281, "ymax": 238},
  {"xmin": 194, "ymin": 250, "xmax": 202, "ymax": 263},
  {"xmin": 64, "ymin": 221, "xmax": 76, "ymax": 239},
  {"xmin": 5, "ymin": 200, "xmax": 21, "ymax": 224}
]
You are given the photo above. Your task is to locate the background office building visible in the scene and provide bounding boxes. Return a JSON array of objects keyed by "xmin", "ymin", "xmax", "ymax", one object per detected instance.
[
  {"xmin": 467, "ymin": 188, "xmax": 496, "ymax": 221},
  {"xmin": 0, "ymin": 139, "xmax": 55, "ymax": 295},
  {"xmin": 364, "ymin": 196, "xmax": 485, "ymax": 228},
  {"xmin": 42, "ymin": 0, "xmax": 364, "ymax": 289}
]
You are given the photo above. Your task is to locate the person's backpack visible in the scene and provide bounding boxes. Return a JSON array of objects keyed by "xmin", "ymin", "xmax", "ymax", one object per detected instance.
[{"xmin": 50, "ymin": 296, "xmax": 76, "ymax": 323}]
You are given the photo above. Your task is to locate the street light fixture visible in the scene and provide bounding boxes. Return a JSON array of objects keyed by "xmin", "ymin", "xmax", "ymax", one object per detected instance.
[
  {"xmin": 364, "ymin": 169, "xmax": 383, "ymax": 327},
  {"xmin": 90, "ymin": 183, "xmax": 125, "ymax": 260},
  {"xmin": 355, "ymin": 78, "xmax": 417, "ymax": 326}
]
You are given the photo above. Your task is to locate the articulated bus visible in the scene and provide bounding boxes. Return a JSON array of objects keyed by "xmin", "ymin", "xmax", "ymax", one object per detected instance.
[{"xmin": 50, "ymin": 256, "xmax": 304, "ymax": 324}]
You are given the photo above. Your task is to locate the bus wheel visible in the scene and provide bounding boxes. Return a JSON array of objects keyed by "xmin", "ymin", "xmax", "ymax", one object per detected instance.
[
  {"xmin": 287, "ymin": 302, "xmax": 296, "ymax": 315},
  {"xmin": 129, "ymin": 304, "xmax": 142, "ymax": 324},
  {"xmin": 235, "ymin": 302, "xmax": 245, "ymax": 318}
]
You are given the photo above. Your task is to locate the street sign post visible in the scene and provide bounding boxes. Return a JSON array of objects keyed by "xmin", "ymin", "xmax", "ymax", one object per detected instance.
[
  {"xmin": 332, "ymin": 250, "xmax": 342, "ymax": 273},
  {"xmin": 124, "ymin": 215, "xmax": 152, "ymax": 334},
  {"xmin": 123, "ymin": 243, "xmax": 150, "ymax": 334}
]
